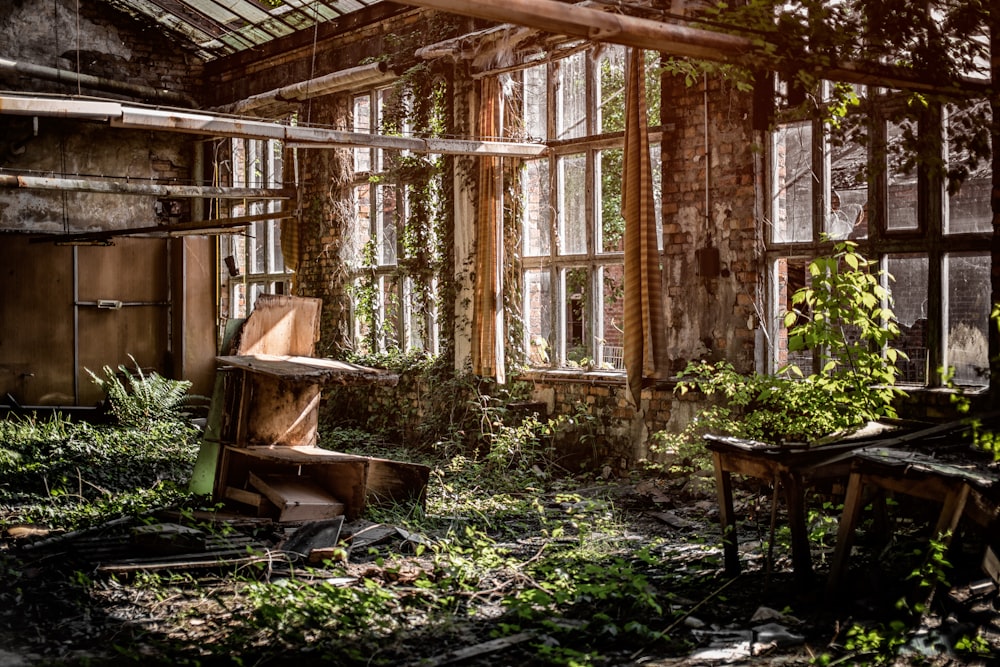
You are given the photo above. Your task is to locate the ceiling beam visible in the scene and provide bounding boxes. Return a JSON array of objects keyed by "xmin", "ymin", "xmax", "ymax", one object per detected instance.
[{"xmin": 394, "ymin": 0, "xmax": 992, "ymax": 97}]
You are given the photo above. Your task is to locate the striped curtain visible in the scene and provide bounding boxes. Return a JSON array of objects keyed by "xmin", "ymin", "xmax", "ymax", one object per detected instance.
[
  {"xmin": 622, "ymin": 48, "xmax": 668, "ymax": 407},
  {"xmin": 472, "ymin": 77, "xmax": 505, "ymax": 382}
]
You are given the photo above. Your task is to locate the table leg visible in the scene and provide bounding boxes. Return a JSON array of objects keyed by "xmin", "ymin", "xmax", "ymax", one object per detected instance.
[
  {"xmin": 712, "ymin": 451, "xmax": 740, "ymax": 576},
  {"xmin": 826, "ymin": 470, "xmax": 865, "ymax": 599},
  {"xmin": 780, "ymin": 471, "xmax": 812, "ymax": 583}
]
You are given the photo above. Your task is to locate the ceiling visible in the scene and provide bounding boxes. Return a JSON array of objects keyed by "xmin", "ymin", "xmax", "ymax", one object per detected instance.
[{"xmin": 102, "ymin": 0, "xmax": 385, "ymax": 61}]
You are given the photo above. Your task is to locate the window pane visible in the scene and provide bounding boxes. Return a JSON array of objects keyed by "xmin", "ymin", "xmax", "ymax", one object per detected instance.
[
  {"xmin": 247, "ymin": 140, "xmax": 263, "ymax": 188},
  {"xmin": 826, "ymin": 125, "xmax": 868, "ymax": 240},
  {"xmin": 231, "ymin": 282, "xmax": 247, "ymax": 319},
  {"xmin": 524, "ymin": 65, "xmax": 547, "ymax": 142},
  {"xmin": 268, "ymin": 218, "xmax": 285, "ymax": 273},
  {"xmin": 558, "ymin": 154, "xmax": 587, "ymax": 255},
  {"xmin": 945, "ymin": 104, "xmax": 992, "ymax": 234},
  {"xmin": 377, "ymin": 184, "xmax": 397, "ymax": 266},
  {"xmin": 563, "ymin": 266, "xmax": 591, "ymax": 365},
  {"xmin": 353, "ymin": 94, "xmax": 371, "ymax": 172},
  {"xmin": 945, "ymin": 253, "xmax": 990, "ymax": 386},
  {"xmin": 773, "ymin": 257, "xmax": 813, "ymax": 372},
  {"xmin": 249, "ymin": 282, "xmax": 267, "ymax": 311},
  {"xmin": 651, "ymin": 143, "xmax": 663, "ymax": 251},
  {"xmin": 522, "ymin": 159, "xmax": 551, "ymax": 257},
  {"xmin": 556, "ymin": 52, "xmax": 587, "ymax": 140},
  {"xmin": 349, "ymin": 183, "xmax": 372, "ymax": 269},
  {"xmin": 597, "ymin": 45, "xmax": 626, "ymax": 134},
  {"xmin": 269, "ymin": 139, "xmax": 283, "ymax": 187},
  {"xmin": 376, "ymin": 87, "xmax": 394, "ymax": 171},
  {"xmin": 599, "ymin": 264, "xmax": 624, "ymax": 370},
  {"xmin": 381, "ymin": 275, "xmax": 400, "ymax": 350},
  {"xmin": 599, "ymin": 148, "xmax": 624, "ymax": 252},
  {"xmin": 232, "ymin": 139, "xmax": 247, "ymax": 187},
  {"xmin": 886, "ymin": 255, "xmax": 928, "ymax": 384},
  {"xmin": 644, "ymin": 50, "xmax": 661, "ymax": 127},
  {"xmin": 525, "ymin": 269, "xmax": 552, "ymax": 366},
  {"xmin": 886, "ymin": 120, "xmax": 918, "ymax": 231},
  {"xmin": 250, "ymin": 221, "xmax": 266, "ymax": 274},
  {"xmin": 772, "ymin": 122, "xmax": 813, "ymax": 243}
]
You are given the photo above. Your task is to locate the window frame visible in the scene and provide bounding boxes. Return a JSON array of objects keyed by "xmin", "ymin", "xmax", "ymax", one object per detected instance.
[
  {"xmin": 764, "ymin": 87, "xmax": 993, "ymax": 389},
  {"xmin": 513, "ymin": 44, "xmax": 662, "ymax": 372},
  {"xmin": 218, "ymin": 136, "xmax": 292, "ymax": 325}
]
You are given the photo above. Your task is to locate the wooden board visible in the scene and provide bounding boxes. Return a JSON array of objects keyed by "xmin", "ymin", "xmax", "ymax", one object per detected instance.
[
  {"xmin": 217, "ymin": 354, "xmax": 399, "ymax": 386},
  {"xmin": 245, "ymin": 374, "xmax": 321, "ymax": 447},
  {"xmin": 235, "ymin": 294, "xmax": 321, "ymax": 357},
  {"xmin": 223, "ymin": 485, "xmax": 275, "ymax": 516},
  {"xmin": 249, "ymin": 472, "xmax": 346, "ymax": 522},
  {"xmin": 366, "ymin": 457, "xmax": 431, "ymax": 506}
]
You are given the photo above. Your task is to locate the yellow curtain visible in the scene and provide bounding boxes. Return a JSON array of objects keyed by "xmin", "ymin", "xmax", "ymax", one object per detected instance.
[
  {"xmin": 622, "ymin": 48, "xmax": 668, "ymax": 407},
  {"xmin": 472, "ymin": 77, "xmax": 505, "ymax": 381}
]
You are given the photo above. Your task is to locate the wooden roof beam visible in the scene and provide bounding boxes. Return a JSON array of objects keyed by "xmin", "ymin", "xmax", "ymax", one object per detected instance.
[{"xmin": 396, "ymin": 0, "xmax": 992, "ymax": 97}]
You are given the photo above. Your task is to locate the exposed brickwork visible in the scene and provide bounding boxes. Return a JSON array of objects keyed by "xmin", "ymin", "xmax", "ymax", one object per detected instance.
[
  {"xmin": 292, "ymin": 96, "xmax": 355, "ymax": 358},
  {"xmin": 660, "ymin": 74, "xmax": 761, "ymax": 375}
]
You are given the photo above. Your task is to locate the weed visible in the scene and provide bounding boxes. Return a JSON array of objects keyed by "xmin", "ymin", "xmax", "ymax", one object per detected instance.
[{"xmin": 86, "ymin": 355, "xmax": 202, "ymax": 427}]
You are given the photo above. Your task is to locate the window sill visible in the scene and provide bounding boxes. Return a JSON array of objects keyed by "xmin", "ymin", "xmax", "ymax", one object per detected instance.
[{"xmin": 516, "ymin": 368, "xmax": 680, "ymax": 391}]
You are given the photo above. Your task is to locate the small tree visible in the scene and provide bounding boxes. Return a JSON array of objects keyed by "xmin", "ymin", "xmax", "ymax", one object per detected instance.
[{"xmin": 782, "ymin": 239, "xmax": 906, "ymax": 423}]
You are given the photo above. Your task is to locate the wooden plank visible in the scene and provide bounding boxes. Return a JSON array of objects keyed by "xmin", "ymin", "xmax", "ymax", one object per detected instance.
[
  {"xmin": 235, "ymin": 294, "xmax": 321, "ymax": 357},
  {"xmin": 245, "ymin": 374, "xmax": 321, "ymax": 446},
  {"xmin": 230, "ymin": 445, "xmax": 369, "ymax": 465},
  {"xmin": 248, "ymin": 472, "xmax": 346, "ymax": 522},
  {"xmin": 223, "ymin": 485, "xmax": 274, "ymax": 515},
  {"xmin": 217, "ymin": 354, "xmax": 400, "ymax": 386},
  {"xmin": 365, "ymin": 458, "xmax": 431, "ymax": 506}
]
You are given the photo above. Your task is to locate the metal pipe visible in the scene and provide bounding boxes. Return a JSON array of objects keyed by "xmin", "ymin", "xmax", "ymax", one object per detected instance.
[
  {"xmin": 0, "ymin": 174, "xmax": 292, "ymax": 199},
  {"xmin": 0, "ymin": 57, "xmax": 196, "ymax": 107},
  {"xmin": 221, "ymin": 62, "xmax": 395, "ymax": 115},
  {"xmin": 72, "ymin": 245, "xmax": 79, "ymax": 405}
]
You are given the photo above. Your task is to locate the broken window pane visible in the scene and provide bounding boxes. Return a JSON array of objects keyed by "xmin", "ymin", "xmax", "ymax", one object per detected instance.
[
  {"xmin": 772, "ymin": 122, "xmax": 813, "ymax": 243},
  {"xmin": 945, "ymin": 252, "xmax": 990, "ymax": 386},
  {"xmin": 524, "ymin": 269, "xmax": 552, "ymax": 366},
  {"xmin": 826, "ymin": 125, "xmax": 868, "ymax": 240},
  {"xmin": 772, "ymin": 257, "xmax": 813, "ymax": 373},
  {"xmin": 886, "ymin": 254, "xmax": 928, "ymax": 384}
]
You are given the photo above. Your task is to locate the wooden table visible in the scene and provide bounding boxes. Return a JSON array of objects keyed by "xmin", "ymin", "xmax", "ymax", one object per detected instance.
[
  {"xmin": 825, "ymin": 446, "xmax": 1000, "ymax": 598},
  {"xmin": 705, "ymin": 434, "xmax": 867, "ymax": 584}
]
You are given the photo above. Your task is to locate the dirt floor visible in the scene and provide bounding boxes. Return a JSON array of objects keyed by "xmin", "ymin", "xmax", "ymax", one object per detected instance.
[{"xmin": 2, "ymin": 476, "xmax": 999, "ymax": 666}]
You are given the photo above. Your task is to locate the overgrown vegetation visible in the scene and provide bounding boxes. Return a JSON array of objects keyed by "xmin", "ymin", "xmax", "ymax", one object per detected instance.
[
  {"xmin": 2, "ymin": 354, "xmax": 996, "ymax": 664},
  {"xmin": 0, "ymin": 363, "xmax": 200, "ymax": 529},
  {"xmin": 653, "ymin": 241, "xmax": 905, "ymax": 458}
]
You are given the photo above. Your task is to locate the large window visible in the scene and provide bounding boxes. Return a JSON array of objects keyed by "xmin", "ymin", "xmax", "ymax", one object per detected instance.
[
  {"xmin": 219, "ymin": 137, "xmax": 291, "ymax": 323},
  {"xmin": 510, "ymin": 45, "xmax": 661, "ymax": 370},
  {"xmin": 767, "ymin": 88, "xmax": 992, "ymax": 388},
  {"xmin": 346, "ymin": 86, "xmax": 440, "ymax": 355}
]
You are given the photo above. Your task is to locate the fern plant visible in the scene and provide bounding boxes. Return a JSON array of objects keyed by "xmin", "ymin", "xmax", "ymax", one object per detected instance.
[{"xmin": 87, "ymin": 355, "xmax": 195, "ymax": 426}]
